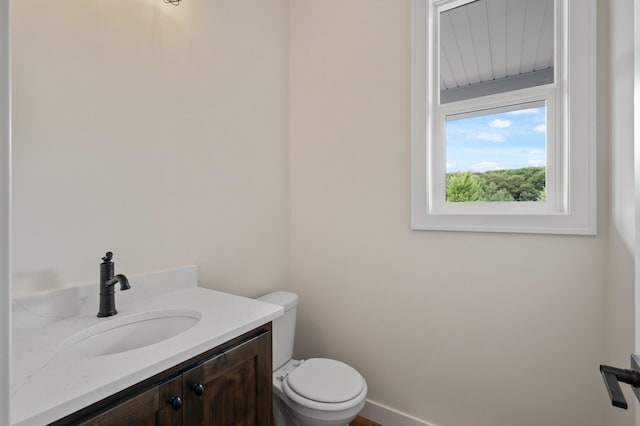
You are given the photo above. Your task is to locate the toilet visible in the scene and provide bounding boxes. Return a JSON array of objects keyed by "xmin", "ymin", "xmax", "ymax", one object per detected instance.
[{"xmin": 257, "ymin": 291, "xmax": 368, "ymax": 426}]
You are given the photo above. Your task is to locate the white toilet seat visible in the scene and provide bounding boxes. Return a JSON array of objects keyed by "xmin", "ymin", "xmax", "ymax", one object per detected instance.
[
  {"xmin": 286, "ymin": 358, "xmax": 365, "ymax": 403},
  {"xmin": 281, "ymin": 358, "xmax": 368, "ymax": 412}
]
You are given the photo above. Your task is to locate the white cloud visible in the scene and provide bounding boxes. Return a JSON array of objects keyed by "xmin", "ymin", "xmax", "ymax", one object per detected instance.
[
  {"xmin": 533, "ymin": 124, "xmax": 546, "ymax": 132},
  {"xmin": 506, "ymin": 108, "xmax": 540, "ymax": 116},
  {"xmin": 528, "ymin": 160, "xmax": 546, "ymax": 167},
  {"xmin": 528, "ymin": 149, "xmax": 545, "ymax": 155},
  {"xmin": 446, "ymin": 162, "xmax": 454, "ymax": 171},
  {"xmin": 489, "ymin": 119, "xmax": 512, "ymax": 129},
  {"xmin": 472, "ymin": 132, "xmax": 506, "ymax": 143},
  {"xmin": 471, "ymin": 162, "xmax": 500, "ymax": 172}
]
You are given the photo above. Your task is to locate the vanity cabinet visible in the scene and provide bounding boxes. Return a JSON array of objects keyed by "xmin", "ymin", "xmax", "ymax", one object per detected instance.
[
  {"xmin": 76, "ymin": 376, "xmax": 183, "ymax": 426},
  {"xmin": 51, "ymin": 324, "xmax": 273, "ymax": 426},
  {"xmin": 183, "ymin": 329, "xmax": 272, "ymax": 425}
]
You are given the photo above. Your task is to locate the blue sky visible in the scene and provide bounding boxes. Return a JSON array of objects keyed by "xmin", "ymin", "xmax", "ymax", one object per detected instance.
[{"xmin": 445, "ymin": 106, "xmax": 546, "ymax": 173}]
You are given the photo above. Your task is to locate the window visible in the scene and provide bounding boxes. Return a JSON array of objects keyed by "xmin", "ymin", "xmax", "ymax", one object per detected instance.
[
  {"xmin": 445, "ymin": 101, "xmax": 547, "ymax": 203},
  {"xmin": 411, "ymin": 0, "xmax": 596, "ymax": 234}
]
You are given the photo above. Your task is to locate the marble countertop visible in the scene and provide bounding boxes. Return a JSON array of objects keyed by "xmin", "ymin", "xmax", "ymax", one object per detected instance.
[{"xmin": 11, "ymin": 266, "xmax": 283, "ymax": 426}]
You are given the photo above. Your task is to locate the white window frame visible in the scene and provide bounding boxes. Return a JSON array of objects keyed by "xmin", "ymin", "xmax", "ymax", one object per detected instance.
[{"xmin": 411, "ymin": 0, "xmax": 597, "ymax": 235}]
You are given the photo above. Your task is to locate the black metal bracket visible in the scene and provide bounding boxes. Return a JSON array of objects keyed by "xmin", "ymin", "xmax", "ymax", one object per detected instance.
[{"xmin": 600, "ymin": 363, "xmax": 640, "ymax": 409}]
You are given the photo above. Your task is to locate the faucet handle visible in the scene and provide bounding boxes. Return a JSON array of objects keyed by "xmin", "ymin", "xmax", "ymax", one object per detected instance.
[{"xmin": 102, "ymin": 252, "xmax": 113, "ymax": 263}]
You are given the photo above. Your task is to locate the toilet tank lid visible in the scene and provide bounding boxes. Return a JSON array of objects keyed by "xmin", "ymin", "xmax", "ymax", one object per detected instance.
[{"xmin": 257, "ymin": 291, "xmax": 299, "ymax": 310}]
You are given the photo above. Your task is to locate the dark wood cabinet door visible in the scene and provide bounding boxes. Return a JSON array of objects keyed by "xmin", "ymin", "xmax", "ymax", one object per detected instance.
[
  {"xmin": 77, "ymin": 375, "xmax": 183, "ymax": 426},
  {"xmin": 183, "ymin": 330, "xmax": 272, "ymax": 426}
]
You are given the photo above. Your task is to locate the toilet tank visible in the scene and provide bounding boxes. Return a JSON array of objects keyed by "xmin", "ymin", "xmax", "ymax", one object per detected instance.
[{"xmin": 256, "ymin": 291, "xmax": 298, "ymax": 370}]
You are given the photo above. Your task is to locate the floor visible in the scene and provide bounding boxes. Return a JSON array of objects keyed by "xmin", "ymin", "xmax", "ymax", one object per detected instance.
[{"xmin": 351, "ymin": 416, "xmax": 382, "ymax": 426}]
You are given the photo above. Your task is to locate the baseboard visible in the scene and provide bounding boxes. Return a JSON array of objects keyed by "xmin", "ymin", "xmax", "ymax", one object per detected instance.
[{"xmin": 360, "ymin": 399, "xmax": 440, "ymax": 426}]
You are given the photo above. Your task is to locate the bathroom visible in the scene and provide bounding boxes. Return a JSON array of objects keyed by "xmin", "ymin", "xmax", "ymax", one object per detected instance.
[{"xmin": 0, "ymin": 0, "xmax": 636, "ymax": 425}]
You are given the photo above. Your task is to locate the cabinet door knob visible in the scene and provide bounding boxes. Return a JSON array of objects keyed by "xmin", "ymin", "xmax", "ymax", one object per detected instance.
[
  {"xmin": 169, "ymin": 396, "xmax": 183, "ymax": 411},
  {"xmin": 192, "ymin": 383, "xmax": 205, "ymax": 396}
]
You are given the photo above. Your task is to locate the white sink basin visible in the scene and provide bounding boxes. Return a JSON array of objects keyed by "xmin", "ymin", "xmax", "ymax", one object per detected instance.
[{"xmin": 58, "ymin": 309, "xmax": 202, "ymax": 357}]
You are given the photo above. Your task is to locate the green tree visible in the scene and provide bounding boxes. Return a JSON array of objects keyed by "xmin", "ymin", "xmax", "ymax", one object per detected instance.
[
  {"xmin": 518, "ymin": 190, "xmax": 539, "ymax": 201},
  {"xmin": 446, "ymin": 167, "xmax": 546, "ymax": 202},
  {"xmin": 529, "ymin": 168, "xmax": 546, "ymax": 191},
  {"xmin": 447, "ymin": 172, "xmax": 481, "ymax": 202},
  {"xmin": 479, "ymin": 182, "xmax": 515, "ymax": 201},
  {"xmin": 537, "ymin": 187, "xmax": 546, "ymax": 201}
]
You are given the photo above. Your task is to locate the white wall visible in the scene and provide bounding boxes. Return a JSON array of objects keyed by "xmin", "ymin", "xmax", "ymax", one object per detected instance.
[
  {"xmin": 1, "ymin": 0, "xmax": 10, "ymax": 423},
  {"xmin": 605, "ymin": 0, "xmax": 636, "ymax": 425},
  {"xmin": 11, "ymin": 1, "xmax": 634, "ymax": 426},
  {"xmin": 289, "ymin": 2, "xmax": 607, "ymax": 425},
  {"xmin": 11, "ymin": 0, "xmax": 290, "ymax": 298}
]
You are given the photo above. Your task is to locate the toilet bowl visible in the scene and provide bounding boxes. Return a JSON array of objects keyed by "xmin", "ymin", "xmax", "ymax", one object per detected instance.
[{"xmin": 257, "ymin": 292, "xmax": 368, "ymax": 426}]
